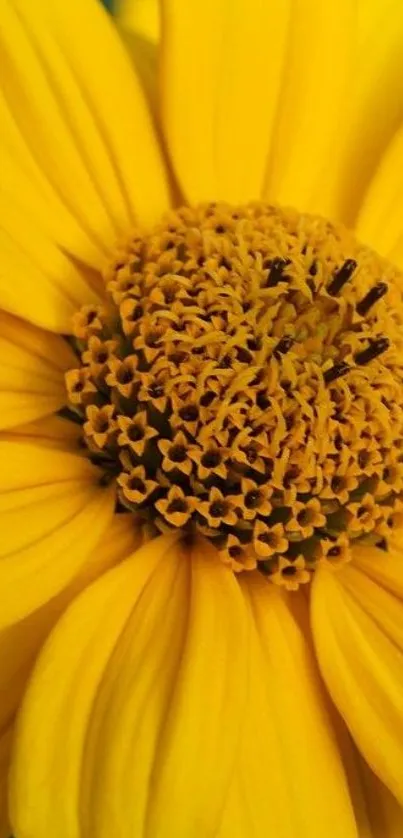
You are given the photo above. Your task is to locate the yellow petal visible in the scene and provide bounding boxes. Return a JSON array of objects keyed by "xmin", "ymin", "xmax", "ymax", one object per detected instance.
[
  {"xmin": 117, "ymin": 0, "xmax": 160, "ymax": 43},
  {"xmin": 264, "ymin": 0, "xmax": 355, "ymax": 215},
  {"xmin": 161, "ymin": 0, "xmax": 291, "ymax": 203},
  {"xmin": 0, "ymin": 310, "xmax": 75, "ymax": 429},
  {"xmin": 218, "ymin": 576, "xmax": 356, "ymax": 838},
  {"xmin": 0, "ymin": 414, "xmax": 82, "ymax": 450},
  {"xmin": 350, "ymin": 543, "xmax": 403, "ymax": 600},
  {"xmin": 334, "ymin": 717, "xmax": 403, "ymax": 838},
  {"xmin": 0, "ymin": 513, "xmax": 141, "ymax": 838},
  {"xmin": 118, "ymin": 29, "xmax": 160, "ymax": 126},
  {"xmin": 311, "ymin": 558, "xmax": 403, "ymax": 804},
  {"xmin": 10, "ymin": 535, "xmax": 250, "ymax": 838},
  {"xmin": 0, "ymin": 514, "xmax": 141, "ymax": 736},
  {"xmin": 0, "ymin": 438, "xmax": 115, "ymax": 627},
  {"xmin": 355, "ymin": 125, "xmax": 403, "ymax": 267},
  {"xmin": 331, "ymin": 0, "xmax": 403, "ymax": 226},
  {"xmin": 1, "ymin": 0, "xmax": 169, "ymax": 327},
  {"xmin": 0, "ymin": 198, "xmax": 101, "ymax": 332},
  {"xmin": 0, "ymin": 727, "xmax": 12, "ymax": 838}
]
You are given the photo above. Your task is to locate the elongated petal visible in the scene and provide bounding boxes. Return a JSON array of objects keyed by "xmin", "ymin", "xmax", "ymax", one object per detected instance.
[
  {"xmin": 0, "ymin": 199, "xmax": 101, "ymax": 332},
  {"xmin": 218, "ymin": 576, "xmax": 357, "ymax": 838},
  {"xmin": 0, "ymin": 310, "xmax": 74, "ymax": 429},
  {"xmin": 0, "ymin": 513, "xmax": 141, "ymax": 838},
  {"xmin": 263, "ymin": 0, "xmax": 354, "ymax": 215},
  {"xmin": 0, "ymin": 438, "xmax": 115, "ymax": 627},
  {"xmin": 334, "ymin": 717, "xmax": 403, "ymax": 837},
  {"xmin": 0, "ymin": 414, "xmax": 82, "ymax": 449},
  {"xmin": 355, "ymin": 126, "xmax": 403, "ymax": 268},
  {"xmin": 161, "ymin": 0, "xmax": 291, "ymax": 203},
  {"xmin": 117, "ymin": 0, "xmax": 160, "ymax": 42},
  {"xmin": 311, "ymin": 554, "xmax": 403, "ymax": 804},
  {"xmin": 0, "ymin": 727, "xmax": 12, "ymax": 838},
  {"xmin": 1, "ymin": 0, "xmax": 169, "ymax": 328},
  {"xmin": 0, "ymin": 514, "xmax": 140, "ymax": 734},
  {"xmin": 331, "ymin": 0, "xmax": 403, "ymax": 226},
  {"xmin": 10, "ymin": 536, "xmax": 249, "ymax": 838}
]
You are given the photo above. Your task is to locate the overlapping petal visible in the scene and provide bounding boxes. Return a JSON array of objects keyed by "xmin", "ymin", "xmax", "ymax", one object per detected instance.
[
  {"xmin": 334, "ymin": 719, "xmax": 403, "ymax": 837},
  {"xmin": 0, "ymin": 436, "xmax": 116, "ymax": 627},
  {"xmin": 263, "ymin": 0, "xmax": 355, "ymax": 216},
  {"xmin": 0, "ymin": 310, "xmax": 75, "ymax": 428},
  {"xmin": 330, "ymin": 0, "xmax": 403, "ymax": 226},
  {"xmin": 0, "ymin": 0, "xmax": 170, "ymax": 330},
  {"xmin": 160, "ymin": 0, "xmax": 292, "ymax": 204},
  {"xmin": 0, "ymin": 728, "xmax": 12, "ymax": 838},
  {"xmin": 356, "ymin": 125, "xmax": 403, "ymax": 269},
  {"xmin": 218, "ymin": 577, "xmax": 357, "ymax": 838},
  {"xmin": 0, "ymin": 509, "xmax": 141, "ymax": 836},
  {"xmin": 9, "ymin": 536, "xmax": 250, "ymax": 838},
  {"xmin": 311, "ymin": 547, "xmax": 403, "ymax": 805}
]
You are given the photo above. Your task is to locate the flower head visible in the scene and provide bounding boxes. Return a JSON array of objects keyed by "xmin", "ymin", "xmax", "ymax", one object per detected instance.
[{"xmin": 1, "ymin": 1, "xmax": 403, "ymax": 836}]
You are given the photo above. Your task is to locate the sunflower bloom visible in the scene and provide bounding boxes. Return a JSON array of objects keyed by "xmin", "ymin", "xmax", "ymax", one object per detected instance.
[{"xmin": 1, "ymin": 0, "xmax": 403, "ymax": 836}]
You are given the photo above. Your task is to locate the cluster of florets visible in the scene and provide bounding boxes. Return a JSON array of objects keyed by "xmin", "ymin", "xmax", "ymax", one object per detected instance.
[{"xmin": 65, "ymin": 203, "xmax": 403, "ymax": 585}]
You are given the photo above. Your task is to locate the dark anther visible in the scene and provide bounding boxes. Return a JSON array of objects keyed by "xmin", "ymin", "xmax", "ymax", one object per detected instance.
[
  {"xmin": 274, "ymin": 336, "xmax": 294, "ymax": 358},
  {"xmin": 328, "ymin": 546, "xmax": 341, "ymax": 557},
  {"xmin": 210, "ymin": 501, "xmax": 227, "ymax": 517},
  {"xmin": 229, "ymin": 544, "xmax": 243, "ymax": 559},
  {"xmin": 358, "ymin": 450, "xmax": 370, "ymax": 468},
  {"xmin": 179, "ymin": 405, "xmax": 199, "ymax": 422},
  {"xmin": 149, "ymin": 383, "xmax": 164, "ymax": 399},
  {"xmin": 247, "ymin": 337, "xmax": 261, "ymax": 351},
  {"xmin": 237, "ymin": 347, "xmax": 253, "ymax": 363},
  {"xmin": 284, "ymin": 466, "xmax": 299, "ymax": 488},
  {"xmin": 168, "ymin": 498, "xmax": 188, "ymax": 513},
  {"xmin": 309, "ymin": 261, "xmax": 318, "ymax": 276},
  {"xmin": 257, "ymin": 392, "xmax": 271, "ymax": 410},
  {"xmin": 169, "ymin": 444, "xmax": 187, "ymax": 463},
  {"xmin": 354, "ymin": 337, "xmax": 390, "ymax": 365},
  {"xmin": 201, "ymin": 450, "xmax": 221, "ymax": 469},
  {"xmin": 128, "ymin": 477, "xmax": 145, "ymax": 493},
  {"xmin": 96, "ymin": 351, "xmax": 108, "ymax": 364},
  {"xmin": 215, "ymin": 225, "xmax": 226, "ymax": 234},
  {"xmin": 200, "ymin": 391, "xmax": 215, "ymax": 407},
  {"xmin": 264, "ymin": 257, "xmax": 291, "ymax": 287},
  {"xmin": 245, "ymin": 490, "xmax": 261, "ymax": 509},
  {"xmin": 327, "ymin": 259, "xmax": 357, "ymax": 295},
  {"xmin": 282, "ymin": 565, "xmax": 297, "ymax": 576},
  {"xmin": 169, "ymin": 350, "xmax": 188, "ymax": 365},
  {"xmin": 118, "ymin": 367, "xmax": 134, "ymax": 384},
  {"xmin": 245, "ymin": 444, "xmax": 258, "ymax": 464},
  {"xmin": 218, "ymin": 354, "xmax": 232, "ymax": 369},
  {"xmin": 128, "ymin": 425, "xmax": 144, "ymax": 442},
  {"xmin": 324, "ymin": 362, "xmax": 351, "ymax": 384},
  {"xmin": 356, "ymin": 282, "xmax": 388, "ymax": 316}
]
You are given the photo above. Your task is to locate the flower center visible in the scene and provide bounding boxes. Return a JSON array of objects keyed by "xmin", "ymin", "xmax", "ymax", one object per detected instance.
[{"xmin": 65, "ymin": 202, "xmax": 403, "ymax": 580}]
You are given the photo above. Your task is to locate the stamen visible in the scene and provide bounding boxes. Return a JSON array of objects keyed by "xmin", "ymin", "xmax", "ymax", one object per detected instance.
[
  {"xmin": 354, "ymin": 337, "xmax": 390, "ymax": 365},
  {"xmin": 323, "ymin": 362, "xmax": 351, "ymax": 383},
  {"xmin": 327, "ymin": 258, "xmax": 357, "ymax": 295},
  {"xmin": 356, "ymin": 282, "xmax": 388, "ymax": 316},
  {"xmin": 264, "ymin": 257, "xmax": 290, "ymax": 287},
  {"xmin": 274, "ymin": 336, "xmax": 294, "ymax": 358}
]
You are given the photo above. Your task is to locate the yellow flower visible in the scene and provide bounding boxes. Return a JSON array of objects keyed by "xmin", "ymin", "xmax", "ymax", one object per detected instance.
[{"xmin": 1, "ymin": 1, "xmax": 403, "ymax": 836}]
